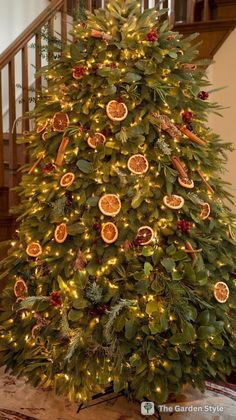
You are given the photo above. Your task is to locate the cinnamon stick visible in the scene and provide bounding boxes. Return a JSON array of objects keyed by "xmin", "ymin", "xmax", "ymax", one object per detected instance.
[
  {"xmin": 171, "ymin": 156, "xmax": 188, "ymax": 179},
  {"xmin": 185, "ymin": 241, "xmax": 201, "ymax": 264},
  {"xmin": 91, "ymin": 29, "xmax": 112, "ymax": 41},
  {"xmin": 197, "ymin": 169, "xmax": 214, "ymax": 194},
  {"xmin": 55, "ymin": 137, "xmax": 69, "ymax": 166},
  {"xmin": 28, "ymin": 153, "xmax": 44, "ymax": 174},
  {"xmin": 179, "ymin": 126, "xmax": 206, "ymax": 146}
]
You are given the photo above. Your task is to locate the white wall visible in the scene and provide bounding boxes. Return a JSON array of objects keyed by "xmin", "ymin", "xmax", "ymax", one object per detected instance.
[
  {"xmin": 208, "ymin": 29, "xmax": 236, "ymax": 210},
  {"xmin": 0, "ymin": 0, "xmax": 49, "ymax": 53}
]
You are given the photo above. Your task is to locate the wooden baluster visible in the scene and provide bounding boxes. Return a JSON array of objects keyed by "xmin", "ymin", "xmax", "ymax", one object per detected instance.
[
  {"xmin": 86, "ymin": 0, "xmax": 93, "ymax": 12},
  {"xmin": 35, "ymin": 32, "xmax": 42, "ymax": 95},
  {"xmin": 22, "ymin": 47, "xmax": 29, "ymax": 133},
  {"xmin": 22, "ymin": 46, "xmax": 29, "ymax": 166},
  {"xmin": 0, "ymin": 72, "xmax": 4, "ymax": 187},
  {"xmin": 8, "ymin": 59, "xmax": 18, "ymax": 208},
  {"xmin": 169, "ymin": 0, "xmax": 175, "ymax": 25},
  {"xmin": 48, "ymin": 16, "xmax": 54, "ymax": 62},
  {"xmin": 186, "ymin": 0, "xmax": 196, "ymax": 23},
  {"xmin": 144, "ymin": 0, "xmax": 149, "ymax": 9},
  {"xmin": 61, "ymin": 0, "xmax": 67, "ymax": 48},
  {"xmin": 203, "ymin": 0, "xmax": 210, "ymax": 21}
]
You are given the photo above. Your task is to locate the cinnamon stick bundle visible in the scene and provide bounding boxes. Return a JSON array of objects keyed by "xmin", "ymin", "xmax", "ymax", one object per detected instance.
[
  {"xmin": 179, "ymin": 126, "xmax": 206, "ymax": 146},
  {"xmin": 171, "ymin": 156, "xmax": 188, "ymax": 179},
  {"xmin": 55, "ymin": 137, "xmax": 69, "ymax": 166}
]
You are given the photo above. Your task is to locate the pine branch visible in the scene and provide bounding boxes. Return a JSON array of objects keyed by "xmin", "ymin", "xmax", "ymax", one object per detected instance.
[
  {"xmin": 61, "ymin": 308, "xmax": 71, "ymax": 337},
  {"xmin": 65, "ymin": 329, "xmax": 81, "ymax": 361},
  {"xmin": 104, "ymin": 299, "xmax": 135, "ymax": 343},
  {"xmin": 19, "ymin": 296, "xmax": 49, "ymax": 310},
  {"xmin": 155, "ymin": 138, "xmax": 172, "ymax": 156},
  {"xmin": 86, "ymin": 282, "xmax": 103, "ymax": 304}
]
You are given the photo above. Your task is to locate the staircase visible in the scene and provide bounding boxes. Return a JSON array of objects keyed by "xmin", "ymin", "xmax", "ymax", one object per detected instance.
[
  {"xmin": 173, "ymin": 0, "xmax": 236, "ymax": 59},
  {"xmin": 0, "ymin": 0, "xmax": 73, "ymax": 255},
  {"xmin": 0, "ymin": 0, "xmax": 236, "ymax": 252}
]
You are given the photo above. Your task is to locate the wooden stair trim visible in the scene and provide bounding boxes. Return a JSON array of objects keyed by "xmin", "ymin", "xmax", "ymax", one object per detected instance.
[
  {"xmin": 174, "ymin": 19, "xmax": 236, "ymax": 59},
  {"xmin": 174, "ymin": 19, "xmax": 236, "ymax": 33}
]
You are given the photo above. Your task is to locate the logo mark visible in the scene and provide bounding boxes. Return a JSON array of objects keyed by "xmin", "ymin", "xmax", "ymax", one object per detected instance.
[{"xmin": 141, "ymin": 401, "xmax": 155, "ymax": 415}]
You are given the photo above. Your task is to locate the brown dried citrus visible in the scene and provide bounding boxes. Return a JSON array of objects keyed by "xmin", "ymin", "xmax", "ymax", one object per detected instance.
[
  {"xmin": 106, "ymin": 100, "xmax": 128, "ymax": 121},
  {"xmin": 101, "ymin": 222, "xmax": 118, "ymax": 243},
  {"xmin": 98, "ymin": 194, "xmax": 121, "ymax": 217}
]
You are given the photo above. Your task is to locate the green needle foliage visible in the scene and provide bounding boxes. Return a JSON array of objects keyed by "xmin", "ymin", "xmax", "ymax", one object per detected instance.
[{"xmin": 1, "ymin": 0, "xmax": 236, "ymax": 404}]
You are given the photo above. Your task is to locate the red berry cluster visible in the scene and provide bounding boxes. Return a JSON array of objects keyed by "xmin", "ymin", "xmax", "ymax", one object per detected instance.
[
  {"xmin": 177, "ymin": 220, "xmax": 191, "ymax": 234},
  {"xmin": 93, "ymin": 223, "xmax": 101, "ymax": 232},
  {"xmin": 50, "ymin": 291, "xmax": 62, "ymax": 307},
  {"xmin": 182, "ymin": 111, "xmax": 193, "ymax": 124},
  {"xmin": 65, "ymin": 191, "xmax": 73, "ymax": 207},
  {"xmin": 89, "ymin": 303, "xmax": 108, "ymax": 317},
  {"xmin": 42, "ymin": 163, "xmax": 55, "ymax": 173},
  {"xmin": 198, "ymin": 91, "xmax": 209, "ymax": 100},
  {"xmin": 146, "ymin": 28, "xmax": 158, "ymax": 42},
  {"xmin": 73, "ymin": 66, "xmax": 87, "ymax": 78}
]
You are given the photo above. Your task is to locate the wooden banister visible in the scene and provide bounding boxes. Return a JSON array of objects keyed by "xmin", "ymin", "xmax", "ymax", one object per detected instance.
[
  {"xmin": 0, "ymin": 0, "xmax": 70, "ymax": 206},
  {"xmin": 0, "ymin": 0, "xmax": 64, "ymax": 69}
]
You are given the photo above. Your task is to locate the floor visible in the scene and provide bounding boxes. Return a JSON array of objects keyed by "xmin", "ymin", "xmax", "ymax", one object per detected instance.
[{"xmin": 0, "ymin": 368, "xmax": 236, "ymax": 419}]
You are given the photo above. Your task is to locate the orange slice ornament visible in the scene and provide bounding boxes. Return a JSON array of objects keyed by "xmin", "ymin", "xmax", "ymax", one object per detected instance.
[
  {"xmin": 178, "ymin": 177, "xmax": 194, "ymax": 189},
  {"xmin": 106, "ymin": 100, "xmax": 128, "ymax": 121},
  {"xmin": 98, "ymin": 194, "xmax": 121, "ymax": 217},
  {"xmin": 136, "ymin": 226, "xmax": 154, "ymax": 245},
  {"xmin": 163, "ymin": 195, "xmax": 185, "ymax": 209},
  {"xmin": 200, "ymin": 202, "xmax": 211, "ymax": 220},
  {"xmin": 60, "ymin": 172, "xmax": 75, "ymax": 187},
  {"xmin": 26, "ymin": 242, "xmax": 42, "ymax": 257},
  {"xmin": 52, "ymin": 112, "xmax": 69, "ymax": 132},
  {"xmin": 127, "ymin": 154, "xmax": 149, "ymax": 175},
  {"xmin": 87, "ymin": 132, "xmax": 106, "ymax": 149},
  {"xmin": 214, "ymin": 281, "xmax": 229, "ymax": 303},
  {"xmin": 54, "ymin": 223, "xmax": 68, "ymax": 243},
  {"xmin": 36, "ymin": 121, "xmax": 48, "ymax": 134},
  {"xmin": 101, "ymin": 222, "xmax": 118, "ymax": 244},
  {"xmin": 14, "ymin": 278, "xmax": 28, "ymax": 298}
]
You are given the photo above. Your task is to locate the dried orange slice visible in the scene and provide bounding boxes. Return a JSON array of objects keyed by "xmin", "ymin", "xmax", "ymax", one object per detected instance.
[
  {"xmin": 14, "ymin": 278, "xmax": 28, "ymax": 298},
  {"xmin": 127, "ymin": 154, "xmax": 149, "ymax": 174},
  {"xmin": 98, "ymin": 194, "xmax": 121, "ymax": 217},
  {"xmin": 136, "ymin": 226, "xmax": 154, "ymax": 245},
  {"xmin": 163, "ymin": 195, "xmax": 184, "ymax": 209},
  {"xmin": 178, "ymin": 177, "xmax": 194, "ymax": 189},
  {"xmin": 60, "ymin": 172, "xmax": 75, "ymax": 187},
  {"xmin": 88, "ymin": 132, "xmax": 106, "ymax": 149},
  {"xmin": 36, "ymin": 121, "xmax": 48, "ymax": 133},
  {"xmin": 200, "ymin": 202, "xmax": 210, "ymax": 220},
  {"xmin": 106, "ymin": 100, "xmax": 128, "ymax": 121},
  {"xmin": 52, "ymin": 112, "xmax": 69, "ymax": 132},
  {"xmin": 42, "ymin": 128, "xmax": 51, "ymax": 141},
  {"xmin": 26, "ymin": 242, "xmax": 42, "ymax": 257},
  {"xmin": 54, "ymin": 223, "xmax": 68, "ymax": 243},
  {"xmin": 101, "ymin": 222, "xmax": 118, "ymax": 243},
  {"xmin": 214, "ymin": 281, "xmax": 229, "ymax": 303}
]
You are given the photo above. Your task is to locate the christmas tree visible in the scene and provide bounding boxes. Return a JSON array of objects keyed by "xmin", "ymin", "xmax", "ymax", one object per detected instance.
[{"xmin": 1, "ymin": 0, "xmax": 236, "ymax": 405}]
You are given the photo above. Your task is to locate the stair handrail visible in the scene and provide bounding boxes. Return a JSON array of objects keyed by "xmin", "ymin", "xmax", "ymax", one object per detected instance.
[{"xmin": 0, "ymin": 0, "xmax": 64, "ymax": 69}]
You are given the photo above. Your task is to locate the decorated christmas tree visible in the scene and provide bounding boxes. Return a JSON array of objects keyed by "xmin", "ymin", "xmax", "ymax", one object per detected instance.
[{"xmin": 1, "ymin": 0, "xmax": 236, "ymax": 405}]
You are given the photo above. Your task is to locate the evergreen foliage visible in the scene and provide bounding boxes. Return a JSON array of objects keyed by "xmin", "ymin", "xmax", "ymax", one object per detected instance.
[{"xmin": 1, "ymin": 0, "xmax": 236, "ymax": 404}]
